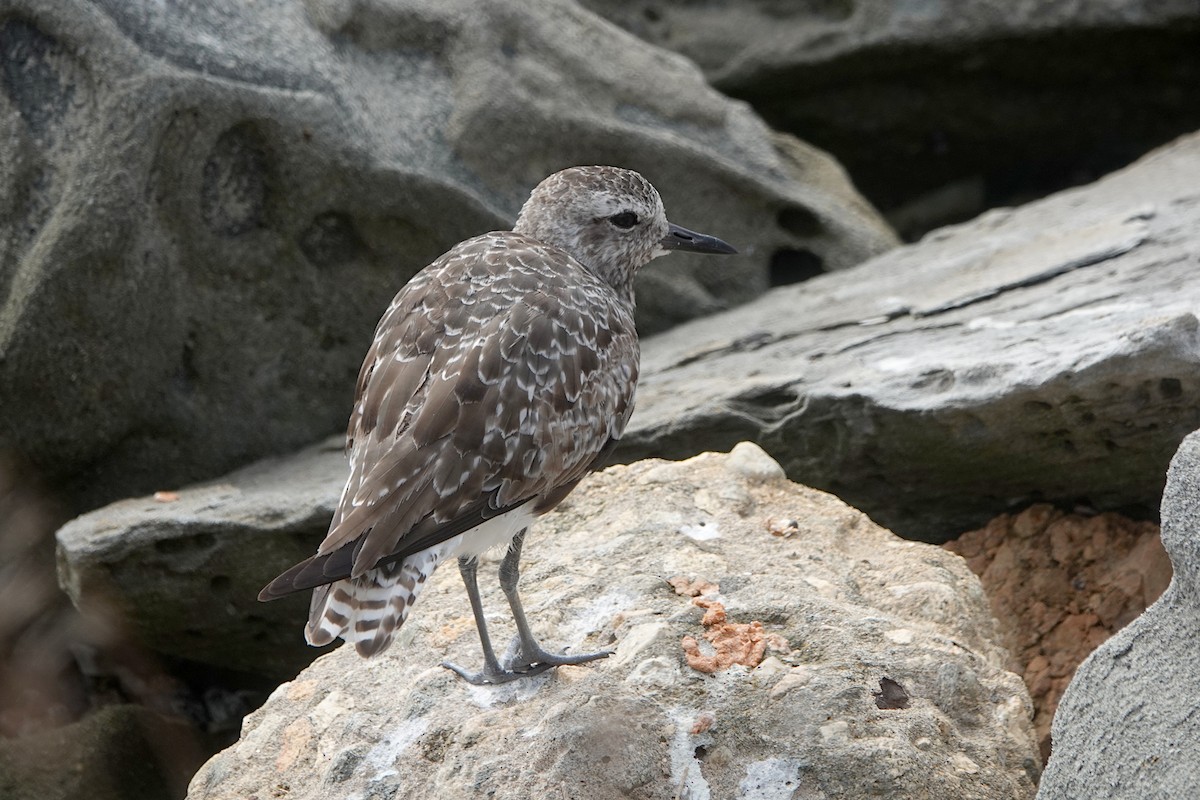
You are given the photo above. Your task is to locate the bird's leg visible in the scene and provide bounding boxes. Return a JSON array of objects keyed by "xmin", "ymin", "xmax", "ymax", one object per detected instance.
[
  {"xmin": 441, "ymin": 555, "xmax": 521, "ymax": 685},
  {"xmin": 499, "ymin": 528, "xmax": 613, "ymax": 673}
]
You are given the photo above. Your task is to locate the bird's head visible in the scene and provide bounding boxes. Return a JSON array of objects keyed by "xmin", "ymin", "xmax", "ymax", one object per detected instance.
[{"xmin": 514, "ymin": 166, "xmax": 736, "ymax": 297}]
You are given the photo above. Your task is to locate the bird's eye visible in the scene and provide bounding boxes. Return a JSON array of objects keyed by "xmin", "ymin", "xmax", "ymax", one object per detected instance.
[{"xmin": 609, "ymin": 211, "xmax": 639, "ymax": 230}]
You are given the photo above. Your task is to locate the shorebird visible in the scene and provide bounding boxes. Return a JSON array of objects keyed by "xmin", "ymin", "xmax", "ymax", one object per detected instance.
[{"xmin": 259, "ymin": 166, "xmax": 736, "ymax": 684}]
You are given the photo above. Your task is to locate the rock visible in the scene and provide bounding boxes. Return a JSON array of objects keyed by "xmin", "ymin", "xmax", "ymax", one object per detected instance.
[
  {"xmin": 945, "ymin": 505, "xmax": 1170, "ymax": 762},
  {"xmin": 1037, "ymin": 430, "xmax": 1200, "ymax": 797},
  {"xmin": 56, "ymin": 436, "xmax": 347, "ymax": 682},
  {"xmin": 185, "ymin": 445, "xmax": 1039, "ymax": 800},
  {"xmin": 0, "ymin": 0, "xmax": 896, "ymax": 514},
  {"xmin": 0, "ymin": 704, "xmax": 206, "ymax": 800},
  {"xmin": 618, "ymin": 132, "xmax": 1200, "ymax": 541},
  {"xmin": 4, "ymin": 444, "xmax": 261, "ymax": 764},
  {"xmin": 584, "ymin": 0, "xmax": 1200, "ymax": 236}
]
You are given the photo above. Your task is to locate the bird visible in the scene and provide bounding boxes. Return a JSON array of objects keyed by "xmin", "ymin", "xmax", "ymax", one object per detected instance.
[{"xmin": 258, "ymin": 166, "xmax": 736, "ymax": 684}]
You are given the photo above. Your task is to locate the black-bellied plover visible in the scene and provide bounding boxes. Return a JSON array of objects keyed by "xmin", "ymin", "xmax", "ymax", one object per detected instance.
[{"xmin": 259, "ymin": 166, "xmax": 736, "ymax": 684}]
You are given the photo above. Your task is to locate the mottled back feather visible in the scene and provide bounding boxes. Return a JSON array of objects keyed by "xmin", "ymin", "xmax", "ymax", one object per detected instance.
[{"xmin": 257, "ymin": 166, "xmax": 706, "ymax": 658}]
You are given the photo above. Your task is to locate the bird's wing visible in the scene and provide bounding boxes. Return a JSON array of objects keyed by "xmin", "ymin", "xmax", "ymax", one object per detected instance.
[{"xmin": 259, "ymin": 234, "xmax": 637, "ymax": 599}]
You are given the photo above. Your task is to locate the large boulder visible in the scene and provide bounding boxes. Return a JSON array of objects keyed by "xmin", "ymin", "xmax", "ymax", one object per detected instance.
[
  {"xmin": 0, "ymin": 0, "xmax": 895, "ymax": 512},
  {"xmin": 583, "ymin": 0, "xmax": 1200, "ymax": 235},
  {"xmin": 185, "ymin": 445, "xmax": 1039, "ymax": 799},
  {"xmin": 618, "ymin": 132, "xmax": 1200, "ymax": 540},
  {"xmin": 1037, "ymin": 430, "xmax": 1200, "ymax": 797}
]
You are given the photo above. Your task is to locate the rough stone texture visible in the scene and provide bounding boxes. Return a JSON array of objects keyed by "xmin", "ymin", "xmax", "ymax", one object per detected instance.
[
  {"xmin": 584, "ymin": 0, "xmax": 1200, "ymax": 236},
  {"xmin": 186, "ymin": 445, "xmax": 1039, "ymax": 800},
  {"xmin": 0, "ymin": 0, "xmax": 896, "ymax": 514},
  {"xmin": 945, "ymin": 505, "xmax": 1171, "ymax": 763},
  {"xmin": 56, "ymin": 437, "xmax": 346, "ymax": 682},
  {"xmin": 617, "ymin": 132, "xmax": 1200, "ymax": 542},
  {"xmin": 1037, "ymin": 430, "xmax": 1200, "ymax": 799}
]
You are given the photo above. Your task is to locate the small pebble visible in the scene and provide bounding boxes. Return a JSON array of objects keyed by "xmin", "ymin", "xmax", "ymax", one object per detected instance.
[{"xmin": 725, "ymin": 442, "xmax": 786, "ymax": 483}]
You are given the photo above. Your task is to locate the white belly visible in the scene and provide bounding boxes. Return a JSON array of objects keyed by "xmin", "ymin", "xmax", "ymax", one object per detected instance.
[{"xmin": 447, "ymin": 501, "xmax": 538, "ymax": 559}]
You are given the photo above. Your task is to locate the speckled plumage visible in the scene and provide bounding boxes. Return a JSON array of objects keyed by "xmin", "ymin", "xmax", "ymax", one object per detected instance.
[{"xmin": 260, "ymin": 166, "xmax": 734, "ymax": 667}]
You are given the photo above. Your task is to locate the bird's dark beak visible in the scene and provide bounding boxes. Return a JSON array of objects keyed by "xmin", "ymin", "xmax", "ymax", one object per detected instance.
[{"xmin": 660, "ymin": 222, "xmax": 738, "ymax": 255}]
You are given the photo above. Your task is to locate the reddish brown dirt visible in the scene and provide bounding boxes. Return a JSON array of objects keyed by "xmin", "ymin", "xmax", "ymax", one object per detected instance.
[{"xmin": 944, "ymin": 504, "xmax": 1172, "ymax": 763}]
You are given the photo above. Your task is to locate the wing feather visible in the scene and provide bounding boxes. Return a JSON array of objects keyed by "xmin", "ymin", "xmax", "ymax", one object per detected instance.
[{"xmin": 259, "ymin": 231, "xmax": 638, "ymax": 600}]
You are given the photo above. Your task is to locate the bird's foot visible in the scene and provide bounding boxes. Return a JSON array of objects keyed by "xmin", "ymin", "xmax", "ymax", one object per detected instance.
[
  {"xmin": 440, "ymin": 658, "xmax": 555, "ymax": 685},
  {"xmin": 441, "ymin": 642, "xmax": 612, "ymax": 685},
  {"xmin": 507, "ymin": 643, "xmax": 613, "ymax": 674}
]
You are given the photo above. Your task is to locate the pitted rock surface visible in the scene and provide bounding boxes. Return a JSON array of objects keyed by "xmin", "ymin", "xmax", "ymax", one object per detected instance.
[{"xmin": 186, "ymin": 446, "xmax": 1039, "ymax": 800}]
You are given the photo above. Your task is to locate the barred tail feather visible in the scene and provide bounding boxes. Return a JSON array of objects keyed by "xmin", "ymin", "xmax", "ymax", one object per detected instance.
[{"xmin": 305, "ymin": 548, "xmax": 446, "ymax": 657}]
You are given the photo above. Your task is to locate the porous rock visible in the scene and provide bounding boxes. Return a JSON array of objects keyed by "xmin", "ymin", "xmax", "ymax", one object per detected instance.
[
  {"xmin": 186, "ymin": 445, "xmax": 1039, "ymax": 800},
  {"xmin": 946, "ymin": 505, "xmax": 1170, "ymax": 762},
  {"xmin": 1037, "ymin": 430, "xmax": 1200, "ymax": 798},
  {"xmin": 0, "ymin": 0, "xmax": 895, "ymax": 512},
  {"xmin": 619, "ymin": 132, "xmax": 1200, "ymax": 541}
]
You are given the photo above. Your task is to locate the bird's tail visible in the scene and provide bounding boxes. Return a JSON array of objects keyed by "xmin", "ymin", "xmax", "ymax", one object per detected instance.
[{"xmin": 305, "ymin": 549, "xmax": 446, "ymax": 657}]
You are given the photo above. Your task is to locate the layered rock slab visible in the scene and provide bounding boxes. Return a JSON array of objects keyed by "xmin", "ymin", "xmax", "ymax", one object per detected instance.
[
  {"xmin": 186, "ymin": 446, "xmax": 1038, "ymax": 800},
  {"xmin": 0, "ymin": 0, "xmax": 895, "ymax": 511},
  {"xmin": 620, "ymin": 133, "xmax": 1200, "ymax": 541},
  {"xmin": 1037, "ymin": 430, "xmax": 1200, "ymax": 798},
  {"xmin": 56, "ymin": 437, "xmax": 346, "ymax": 681}
]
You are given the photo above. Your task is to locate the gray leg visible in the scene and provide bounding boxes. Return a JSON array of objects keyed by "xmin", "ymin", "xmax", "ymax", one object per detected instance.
[
  {"xmin": 442, "ymin": 555, "xmax": 513, "ymax": 684},
  {"xmin": 499, "ymin": 528, "xmax": 613, "ymax": 673}
]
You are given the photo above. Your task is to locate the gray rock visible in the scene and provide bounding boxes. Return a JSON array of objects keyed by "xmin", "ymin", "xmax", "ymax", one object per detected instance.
[
  {"xmin": 1036, "ymin": 430, "xmax": 1200, "ymax": 799},
  {"xmin": 56, "ymin": 437, "xmax": 347, "ymax": 681},
  {"xmin": 584, "ymin": 0, "xmax": 1200, "ymax": 235},
  {"xmin": 0, "ymin": 0, "xmax": 896, "ymax": 512},
  {"xmin": 186, "ymin": 446, "xmax": 1039, "ymax": 800},
  {"xmin": 618, "ymin": 132, "xmax": 1200, "ymax": 541}
]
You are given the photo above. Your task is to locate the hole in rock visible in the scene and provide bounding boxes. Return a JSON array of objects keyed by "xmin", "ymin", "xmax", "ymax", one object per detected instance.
[
  {"xmin": 776, "ymin": 206, "xmax": 822, "ymax": 237},
  {"xmin": 769, "ymin": 249, "xmax": 824, "ymax": 286}
]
